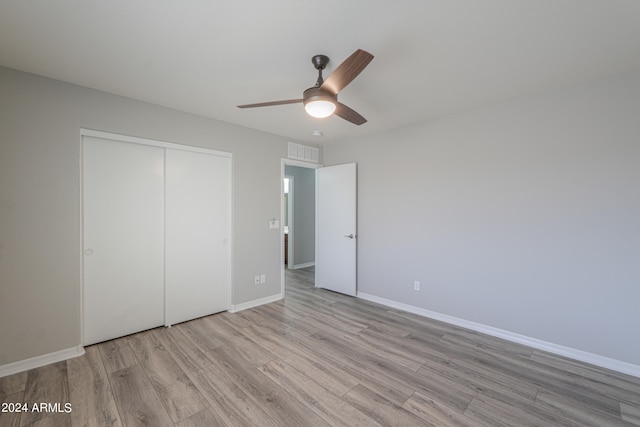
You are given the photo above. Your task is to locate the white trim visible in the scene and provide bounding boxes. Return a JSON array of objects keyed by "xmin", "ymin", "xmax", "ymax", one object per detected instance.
[
  {"xmin": 229, "ymin": 293, "xmax": 283, "ymax": 313},
  {"xmin": 81, "ymin": 129, "xmax": 232, "ymax": 157},
  {"xmin": 283, "ymin": 158, "xmax": 323, "ymax": 169},
  {"xmin": 290, "ymin": 261, "xmax": 315, "ymax": 270},
  {"xmin": 0, "ymin": 346, "xmax": 85, "ymax": 378},
  {"xmin": 78, "ymin": 132, "xmax": 85, "ymax": 349},
  {"xmin": 285, "ymin": 174, "xmax": 295, "ymax": 268},
  {"xmin": 357, "ymin": 292, "xmax": 640, "ymax": 379},
  {"xmin": 228, "ymin": 153, "xmax": 235, "ymax": 315}
]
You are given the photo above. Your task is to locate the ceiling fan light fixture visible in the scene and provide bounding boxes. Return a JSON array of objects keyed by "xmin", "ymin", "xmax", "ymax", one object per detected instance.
[
  {"xmin": 304, "ymin": 99, "xmax": 336, "ymax": 118},
  {"xmin": 303, "ymin": 87, "xmax": 337, "ymax": 119}
]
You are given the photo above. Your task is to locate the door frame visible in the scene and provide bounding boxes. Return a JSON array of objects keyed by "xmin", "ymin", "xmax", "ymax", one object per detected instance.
[
  {"xmin": 284, "ymin": 174, "xmax": 294, "ymax": 267},
  {"xmin": 280, "ymin": 158, "xmax": 322, "ymax": 298}
]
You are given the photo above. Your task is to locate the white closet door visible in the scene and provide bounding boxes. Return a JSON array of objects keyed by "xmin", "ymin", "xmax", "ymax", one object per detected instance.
[
  {"xmin": 165, "ymin": 148, "xmax": 231, "ymax": 326},
  {"xmin": 83, "ymin": 137, "xmax": 165, "ymax": 345}
]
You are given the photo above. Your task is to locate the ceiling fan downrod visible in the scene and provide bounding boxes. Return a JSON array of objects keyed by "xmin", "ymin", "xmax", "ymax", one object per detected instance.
[{"xmin": 311, "ymin": 54, "xmax": 329, "ymax": 87}]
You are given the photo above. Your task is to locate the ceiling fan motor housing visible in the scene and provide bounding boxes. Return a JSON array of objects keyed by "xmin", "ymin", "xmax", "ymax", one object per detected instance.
[{"xmin": 303, "ymin": 86, "xmax": 337, "ymax": 105}]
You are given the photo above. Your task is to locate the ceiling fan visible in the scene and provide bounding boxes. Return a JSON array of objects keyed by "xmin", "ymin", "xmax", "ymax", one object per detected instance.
[{"xmin": 237, "ymin": 49, "xmax": 374, "ymax": 125}]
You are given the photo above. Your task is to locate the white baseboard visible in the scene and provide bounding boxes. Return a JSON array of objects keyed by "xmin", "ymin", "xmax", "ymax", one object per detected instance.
[
  {"xmin": 290, "ymin": 261, "xmax": 315, "ymax": 270},
  {"xmin": 357, "ymin": 292, "xmax": 640, "ymax": 379},
  {"xmin": 229, "ymin": 293, "xmax": 283, "ymax": 313},
  {"xmin": 0, "ymin": 346, "xmax": 85, "ymax": 378}
]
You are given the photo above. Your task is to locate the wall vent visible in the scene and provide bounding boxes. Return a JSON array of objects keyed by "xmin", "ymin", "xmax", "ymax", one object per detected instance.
[{"xmin": 288, "ymin": 142, "xmax": 319, "ymax": 163}]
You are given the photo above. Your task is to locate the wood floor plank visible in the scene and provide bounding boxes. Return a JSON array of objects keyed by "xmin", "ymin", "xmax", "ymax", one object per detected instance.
[
  {"xmin": 175, "ymin": 407, "xmax": 229, "ymax": 427},
  {"xmin": 309, "ymin": 329, "xmax": 453, "ymax": 406},
  {"xmin": 205, "ymin": 344, "xmax": 331, "ymax": 427},
  {"xmin": 621, "ymin": 402, "xmax": 640, "ymax": 426},
  {"xmin": 260, "ymin": 301, "xmax": 315, "ymax": 327},
  {"xmin": 441, "ymin": 332, "xmax": 626, "ymax": 416},
  {"xmin": 24, "ymin": 413, "xmax": 72, "ymax": 426},
  {"xmin": 297, "ymin": 310, "xmax": 366, "ymax": 337},
  {"xmin": 329, "ymin": 301, "xmax": 411, "ymax": 337},
  {"xmin": 356, "ymin": 327, "xmax": 433, "ymax": 370},
  {"xmin": 19, "ymin": 361, "xmax": 69, "ymax": 426},
  {"xmin": 199, "ymin": 314, "xmax": 243, "ymax": 342},
  {"xmin": 109, "ymin": 364, "xmax": 173, "ymax": 427},
  {"xmin": 151, "ymin": 326, "xmax": 212, "ymax": 374},
  {"xmin": 534, "ymin": 389, "xmax": 632, "ymax": 426},
  {"xmin": 127, "ymin": 330, "xmax": 208, "ymax": 423},
  {"xmin": 343, "ymin": 384, "xmax": 428, "ymax": 426},
  {"xmin": 403, "ymin": 390, "xmax": 489, "ymax": 427},
  {"xmin": 259, "ymin": 358, "xmax": 381, "ymax": 427},
  {"xmin": 175, "ymin": 316, "xmax": 225, "ymax": 354},
  {"xmin": 530, "ymin": 350, "xmax": 640, "ymax": 406},
  {"xmin": 67, "ymin": 345, "xmax": 122, "ymax": 427},
  {"xmin": 343, "ymin": 328, "xmax": 427, "ymax": 371},
  {"xmin": 385, "ymin": 309, "xmax": 470, "ymax": 337},
  {"xmin": 215, "ymin": 309, "xmax": 258, "ymax": 328},
  {"xmin": 207, "ymin": 314, "xmax": 277, "ymax": 367},
  {"xmin": 410, "ymin": 365, "xmax": 477, "ymax": 414},
  {"xmin": 283, "ymin": 325, "xmax": 416, "ymax": 405},
  {"xmin": 98, "ymin": 336, "xmax": 138, "ymax": 374},
  {"xmin": 0, "ymin": 391, "xmax": 24, "ymax": 427},
  {"xmin": 238, "ymin": 307, "xmax": 299, "ymax": 334},
  {"xmin": 419, "ymin": 353, "xmax": 539, "ymax": 404},
  {"xmin": 241, "ymin": 324, "xmax": 360, "ymax": 397},
  {"xmin": 273, "ymin": 298, "xmax": 314, "ymax": 320},
  {"xmin": 464, "ymin": 393, "xmax": 582, "ymax": 427},
  {"xmin": 190, "ymin": 363, "xmax": 279, "ymax": 427},
  {"xmin": 0, "ymin": 371, "xmax": 27, "ymax": 398},
  {"xmin": 442, "ymin": 327, "xmax": 535, "ymax": 359}
]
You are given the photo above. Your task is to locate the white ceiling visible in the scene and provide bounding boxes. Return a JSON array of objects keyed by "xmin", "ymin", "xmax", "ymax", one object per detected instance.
[{"xmin": 2, "ymin": 1, "xmax": 640, "ymax": 144}]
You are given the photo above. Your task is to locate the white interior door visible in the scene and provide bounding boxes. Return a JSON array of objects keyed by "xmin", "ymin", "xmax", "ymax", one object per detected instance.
[
  {"xmin": 165, "ymin": 149, "xmax": 231, "ymax": 326},
  {"xmin": 316, "ymin": 163, "xmax": 357, "ymax": 296},
  {"xmin": 82, "ymin": 137, "xmax": 165, "ymax": 345}
]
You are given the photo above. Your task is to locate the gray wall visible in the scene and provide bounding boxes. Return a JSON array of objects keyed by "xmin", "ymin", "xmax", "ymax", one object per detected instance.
[
  {"xmin": 324, "ymin": 72, "xmax": 640, "ymax": 366},
  {"xmin": 0, "ymin": 66, "xmax": 287, "ymax": 365},
  {"xmin": 284, "ymin": 165, "xmax": 315, "ymax": 266}
]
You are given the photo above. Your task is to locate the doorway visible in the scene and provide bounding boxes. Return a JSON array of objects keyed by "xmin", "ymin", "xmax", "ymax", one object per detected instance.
[{"xmin": 280, "ymin": 159, "xmax": 321, "ymax": 297}]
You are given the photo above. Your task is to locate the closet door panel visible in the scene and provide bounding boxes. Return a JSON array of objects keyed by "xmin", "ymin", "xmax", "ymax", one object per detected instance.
[
  {"xmin": 82, "ymin": 137, "xmax": 165, "ymax": 345},
  {"xmin": 165, "ymin": 149, "xmax": 231, "ymax": 325}
]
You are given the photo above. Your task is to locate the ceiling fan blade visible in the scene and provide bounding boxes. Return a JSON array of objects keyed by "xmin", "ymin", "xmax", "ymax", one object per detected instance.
[
  {"xmin": 335, "ymin": 102, "xmax": 367, "ymax": 125},
  {"xmin": 320, "ymin": 49, "xmax": 374, "ymax": 95},
  {"xmin": 237, "ymin": 99, "xmax": 303, "ymax": 108}
]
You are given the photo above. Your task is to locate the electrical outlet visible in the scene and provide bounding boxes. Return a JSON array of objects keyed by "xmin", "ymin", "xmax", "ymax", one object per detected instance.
[
  {"xmin": 414, "ymin": 281, "xmax": 420, "ymax": 291},
  {"xmin": 260, "ymin": 274, "xmax": 266, "ymax": 284},
  {"xmin": 254, "ymin": 275, "xmax": 260, "ymax": 285}
]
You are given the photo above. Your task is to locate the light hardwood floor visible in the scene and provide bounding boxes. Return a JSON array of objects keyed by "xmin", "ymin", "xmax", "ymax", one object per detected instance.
[{"xmin": 2, "ymin": 266, "xmax": 640, "ymax": 426}]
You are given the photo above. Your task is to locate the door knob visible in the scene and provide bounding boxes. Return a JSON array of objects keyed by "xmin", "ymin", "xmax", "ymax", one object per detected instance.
[{"xmin": 344, "ymin": 234, "xmax": 355, "ymax": 239}]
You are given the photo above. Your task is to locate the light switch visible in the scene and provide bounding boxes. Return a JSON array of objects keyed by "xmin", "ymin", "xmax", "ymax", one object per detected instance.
[{"xmin": 269, "ymin": 219, "xmax": 280, "ymax": 229}]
